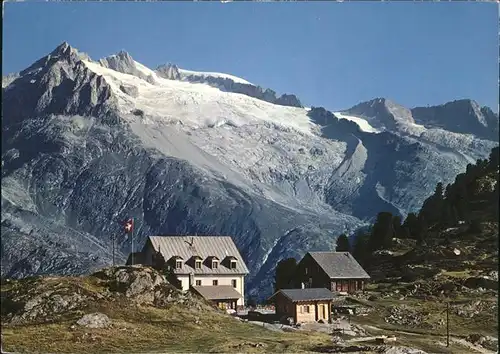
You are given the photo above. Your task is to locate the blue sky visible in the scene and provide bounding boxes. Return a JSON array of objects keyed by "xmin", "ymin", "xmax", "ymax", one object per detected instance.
[{"xmin": 3, "ymin": 2, "xmax": 499, "ymax": 111}]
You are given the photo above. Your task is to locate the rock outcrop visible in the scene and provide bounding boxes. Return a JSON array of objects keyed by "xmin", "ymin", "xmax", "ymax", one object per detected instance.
[
  {"xmin": 99, "ymin": 51, "xmax": 156, "ymax": 84},
  {"xmin": 1, "ymin": 266, "xmax": 210, "ymax": 325},
  {"xmin": 412, "ymin": 99, "xmax": 499, "ymax": 141}
]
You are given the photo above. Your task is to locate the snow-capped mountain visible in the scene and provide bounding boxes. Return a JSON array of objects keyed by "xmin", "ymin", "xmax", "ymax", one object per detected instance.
[{"xmin": 2, "ymin": 42, "xmax": 498, "ymax": 298}]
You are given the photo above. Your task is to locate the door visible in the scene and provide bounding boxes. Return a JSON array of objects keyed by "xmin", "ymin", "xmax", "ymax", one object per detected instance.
[
  {"xmin": 341, "ymin": 281, "xmax": 348, "ymax": 292},
  {"xmin": 319, "ymin": 304, "xmax": 325, "ymax": 319}
]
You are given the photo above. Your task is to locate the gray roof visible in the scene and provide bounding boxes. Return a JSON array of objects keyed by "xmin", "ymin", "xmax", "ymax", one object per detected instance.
[
  {"xmin": 146, "ymin": 236, "xmax": 249, "ymax": 275},
  {"xmin": 192, "ymin": 285, "xmax": 242, "ymax": 300},
  {"xmin": 270, "ymin": 288, "xmax": 337, "ymax": 302},
  {"xmin": 308, "ymin": 252, "xmax": 370, "ymax": 279}
]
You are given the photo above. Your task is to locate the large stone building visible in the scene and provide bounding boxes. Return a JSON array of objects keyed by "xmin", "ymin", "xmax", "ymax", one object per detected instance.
[
  {"xmin": 133, "ymin": 236, "xmax": 249, "ymax": 307},
  {"xmin": 294, "ymin": 252, "xmax": 370, "ymax": 293}
]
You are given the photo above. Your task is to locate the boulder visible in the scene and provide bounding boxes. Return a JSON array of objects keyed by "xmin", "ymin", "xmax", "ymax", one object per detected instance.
[
  {"xmin": 76, "ymin": 312, "xmax": 111, "ymax": 329},
  {"xmin": 467, "ymin": 334, "xmax": 498, "ymax": 351},
  {"xmin": 463, "ymin": 277, "xmax": 498, "ymax": 291}
]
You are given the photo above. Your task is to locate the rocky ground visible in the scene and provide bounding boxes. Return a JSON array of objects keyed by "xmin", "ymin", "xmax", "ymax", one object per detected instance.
[
  {"xmin": 1, "ymin": 266, "xmax": 433, "ymax": 354},
  {"xmin": 343, "ymin": 221, "xmax": 499, "ymax": 353}
]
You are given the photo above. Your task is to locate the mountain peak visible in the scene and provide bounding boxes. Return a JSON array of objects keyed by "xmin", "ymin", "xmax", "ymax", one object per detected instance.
[
  {"xmin": 411, "ymin": 99, "xmax": 499, "ymax": 140},
  {"xmin": 98, "ymin": 51, "xmax": 156, "ymax": 84},
  {"xmin": 50, "ymin": 41, "xmax": 80, "ymax": 59},
  {"xmin": 100, "ymin": 51, "xmax": 135, "ymax": 69},
  {"xmin": 155, "ymin": 63, "xmax": 181, "ymax": 80},
  {"xmin": 343, "ymin": 97, "xmax": 414, "ymax": 130},
  {"xmin": 52, "ymin": 41, "xmax": 70, "ymax": 52},
  {"xmin": 115, "ymin": 50, "xmax": 134, "ymax": 61}
]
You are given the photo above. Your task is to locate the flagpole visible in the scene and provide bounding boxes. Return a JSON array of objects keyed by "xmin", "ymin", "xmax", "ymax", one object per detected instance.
[{"xmin": 131, "ymin": 218, "xmax": 135, "ymax": 266}]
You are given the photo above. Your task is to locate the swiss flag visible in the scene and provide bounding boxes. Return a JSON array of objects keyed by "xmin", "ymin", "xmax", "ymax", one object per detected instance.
[{"xmin": 124, "ymin": 218, "xmax": 134, "ymax": 234}]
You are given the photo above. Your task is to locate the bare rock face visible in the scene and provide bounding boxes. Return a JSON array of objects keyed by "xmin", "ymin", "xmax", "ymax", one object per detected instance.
[
  {"xmin": 7, "ymin": 286, "xmax": 92, "ymax": 325},
  {"xmin": 412, "ymin": 99, "xmax": 499, "ymax": 141},
  {"xmin": 344, "ymin": 97, "xmax": 415, "ymax": 131},
  {"xmin": 91, "ymin": 266, "xmax": 206, "ymax": 310},
  {"xmin": 76, "ymin": 312, "xmax": 111, "ymax": 328},
  {"xmin": 275, "ymin": 93, "xmax": 302, "ymax": 108},
  {"xmin": 155, "ymin": 63, "xmax": 181, "ymax": 80},
  {"xmin": 93, "ymin": 266, "xmax": 166, "ymax": 304},
  {"xmin": 119, "ymin": 84, "xmax": 139, "ymax": 98},
  {"xmin": 99, "ymin": 51, "xmax": 156, "ymax": 84}
]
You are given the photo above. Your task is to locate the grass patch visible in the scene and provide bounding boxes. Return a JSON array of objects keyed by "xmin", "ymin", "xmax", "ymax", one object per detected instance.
[
  {"xmin": 2, "ymin": 303, "xmax": 331, "ymax": 353},
  {"xmin": 439, "ymin": 270, "xmax": 472, "ymax": 278}
]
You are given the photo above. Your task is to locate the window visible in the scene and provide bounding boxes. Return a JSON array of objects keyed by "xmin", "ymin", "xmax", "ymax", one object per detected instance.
[
  {"xmin": 175, "ymin": 260, "xmax": 183, "ymax": 269},
  {"xmin": 304, "ymin": 305, "xmax": 310, "ymax": 313},
  {"xmin": 305, "ymin": 267, "xmax": 308, "ymax": 275},
  {"xmin": 231, "ymin": 279, "xmax": 237, "ymax": 288},
  {"xmin": 195, "ymin": 280, "xmax": 201, "ymax": 286},
  {"xmin": 213, "ymin": 280, "xmax": 218, "ymax": 286},
  {"xmin": 230, "ymin": 260, "xmax": 237, "ymax": 269},
  {"xmin": 195, "ymin": 260, "xmax": 202, "ymax": 269},
  {"xmin": 212, "ymin": 261, "xmax": 218, "ymax": 269}
]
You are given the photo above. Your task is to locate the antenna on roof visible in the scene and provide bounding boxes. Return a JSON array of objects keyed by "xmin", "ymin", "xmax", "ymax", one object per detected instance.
[{"xmin": 190, "ymin": 237, "xmax": 194, "ymax": 247}]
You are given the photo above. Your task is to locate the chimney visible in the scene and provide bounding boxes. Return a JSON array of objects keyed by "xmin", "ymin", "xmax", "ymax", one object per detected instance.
[{"xmin": 189, "ymin": 272, "xmax": 194, "ymax": 287}]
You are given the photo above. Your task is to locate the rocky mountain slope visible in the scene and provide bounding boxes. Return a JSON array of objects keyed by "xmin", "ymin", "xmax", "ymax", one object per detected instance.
[{"xmin": 2, "ymin": 42, "xmax": 498, "ymax": 298}]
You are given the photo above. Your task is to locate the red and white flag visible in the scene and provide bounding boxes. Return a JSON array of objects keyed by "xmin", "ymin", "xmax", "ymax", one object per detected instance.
[{"xmin": 124, "ymin": 218, "xmax": 134, "ymax": 234}]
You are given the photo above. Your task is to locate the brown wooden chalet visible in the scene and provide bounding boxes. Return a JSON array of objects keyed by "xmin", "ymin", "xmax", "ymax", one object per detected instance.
[
  {"xmin": 295, "ymin": 252, "xmax": 370, "ymax": 293},
  {"xmin": 268, "ymin": 288, "xmax": 336, "ymax": 324}
]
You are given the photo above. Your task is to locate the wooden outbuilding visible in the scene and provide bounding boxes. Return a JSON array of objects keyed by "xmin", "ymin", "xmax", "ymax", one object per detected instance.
[
  {"xmin": 268, "ymin": 288, "xmax": 337, "ymax": 324},
  {"xmin": 191, "ymin": 285, "xmax": 242, "ymax": 310}
]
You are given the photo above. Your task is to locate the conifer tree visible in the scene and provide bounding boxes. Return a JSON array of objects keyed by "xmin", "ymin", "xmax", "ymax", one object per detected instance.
[
  {"xmin": 403, "ymin": 212, "xmax": 419, "ymax": 239},
  {"xmin": 488, "ymin": 146, "xmax": 499, "ymax": 170},
  {"xmin": 274, "ymin": 258, "xmax": 297, "ymax": 292},
  {"xmin": 369, "ymin": 212, "xmax": 393, "ymax": 250},
  {"xmin": 352, "ymin": 231, "xmax": 370, "ymax": 267},
  {"xmin": 392, "ymin": 215, "xmax": 402, "ymax": 239},
  {"xmin": 335, "ymin": 234, "xmax": 351, "ymax": 252}
]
